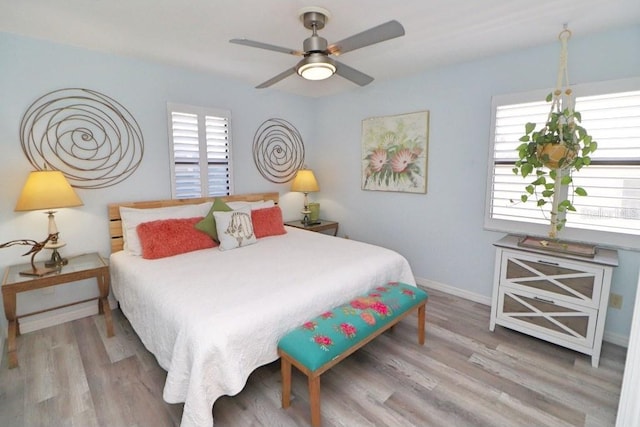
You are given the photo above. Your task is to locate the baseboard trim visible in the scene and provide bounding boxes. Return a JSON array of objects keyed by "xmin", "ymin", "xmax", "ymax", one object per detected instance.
[
  {"xmin": 604, "ymin": 331, "xmax": 629, "ymax": 348},
  {"xmin": 414, "ymin": 276, "xmax": 628, "ymax": 348},
  {"xmin": 416, "ymin": 277, "xmax": 492, "ymax": 306}
]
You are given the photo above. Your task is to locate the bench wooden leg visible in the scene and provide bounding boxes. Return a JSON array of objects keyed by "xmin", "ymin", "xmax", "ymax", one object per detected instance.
[
  {"xmin": 418, "ymin": 303, "xmax": 426, "ymax": 345},
  {"xmin": 281, "ymin": 356, "xmax": 292, "ymax": 408},
  {"xmin": 308, "ymin": 374, "xmax": 321, "ymax": 427}
]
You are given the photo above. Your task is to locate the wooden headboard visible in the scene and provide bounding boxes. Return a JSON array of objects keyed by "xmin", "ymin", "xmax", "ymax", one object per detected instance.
[{"xmin": 107, "ymin": 192, "xmax": 279, "ymax": 254}]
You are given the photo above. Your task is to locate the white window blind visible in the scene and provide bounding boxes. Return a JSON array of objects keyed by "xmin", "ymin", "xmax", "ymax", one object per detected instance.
[
  {"xmin": 167, "ymin": 103, "xmax": 232, "ymax": 199},
  {"xmin": 485, "ymin": 78, "xmax": 640, "ymax": 250}
]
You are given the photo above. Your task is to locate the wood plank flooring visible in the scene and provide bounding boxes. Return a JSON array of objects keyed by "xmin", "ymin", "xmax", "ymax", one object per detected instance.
[{"xmin": 0, "ymin": 288, "xmax": 627, "ymax": 426}]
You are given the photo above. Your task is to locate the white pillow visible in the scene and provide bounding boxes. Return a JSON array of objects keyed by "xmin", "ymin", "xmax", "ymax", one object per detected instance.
[
  {"xmin": 226, "ymin": 200, "xmax": 275, "ymax": 210},
  {"xmin": 213, "ymin": 206, "xmax": 257, "ymax": 251},
  {"xmin": 119, "ymin": 202, "xmax": 212, "ymax": 255}
]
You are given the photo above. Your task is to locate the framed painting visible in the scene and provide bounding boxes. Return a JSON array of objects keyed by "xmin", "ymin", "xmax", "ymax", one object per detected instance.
[{"xmin": 361, "ymin": 110, "xmax": 429, "ymax": 193}]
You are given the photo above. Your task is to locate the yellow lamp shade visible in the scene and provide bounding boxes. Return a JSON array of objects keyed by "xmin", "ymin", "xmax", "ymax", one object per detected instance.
[
  {"xmin": 291, "ymin": 169, "xmax": 319, "ymax": 193},
  {"xmin": 15, "ymin": 170, "xmax": 83, "ymax": 211}
]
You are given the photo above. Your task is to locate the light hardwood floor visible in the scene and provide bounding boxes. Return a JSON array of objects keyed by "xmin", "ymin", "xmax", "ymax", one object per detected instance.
[{"xmin": 0, "ymin": 288, "xmax": 627, "ymax": 427}]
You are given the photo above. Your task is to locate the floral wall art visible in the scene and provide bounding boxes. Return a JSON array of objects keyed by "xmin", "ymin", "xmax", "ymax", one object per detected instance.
[{"xmin": 361, "ymin": 110, "xmax": 429, "ymax": 193}]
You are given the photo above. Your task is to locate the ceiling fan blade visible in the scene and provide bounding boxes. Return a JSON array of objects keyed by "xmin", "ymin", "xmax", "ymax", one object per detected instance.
[
  {"xmin": 256, "ymin": 67, "xmax": 297, "ymax": 89},
  {"xmin": 327, "ymin": 20, "xmax": 405, "ymax": 55},
  {"xmin": 229, "ymin": 38, "xmax": 303, "ymax": 56},
  {"xmin": 334, "ymin": 60, "xmax": 374, "ymax": 86}
]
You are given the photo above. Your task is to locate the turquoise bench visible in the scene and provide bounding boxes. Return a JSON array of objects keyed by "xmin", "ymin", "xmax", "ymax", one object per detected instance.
[{"xmin": 277, "ymin": 281, "xmax": 428, "ymax": 427}]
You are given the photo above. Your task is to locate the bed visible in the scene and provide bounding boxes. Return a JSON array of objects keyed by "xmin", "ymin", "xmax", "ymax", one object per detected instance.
[{"xmin": 107, "ymin": 192, "xmax": 415, "ymax": 427}]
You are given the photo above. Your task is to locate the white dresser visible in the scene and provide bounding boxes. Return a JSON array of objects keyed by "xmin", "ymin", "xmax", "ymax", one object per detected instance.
[{"xmin": 489, "ymin": 234, "xmax": 618, "ymax": 367}]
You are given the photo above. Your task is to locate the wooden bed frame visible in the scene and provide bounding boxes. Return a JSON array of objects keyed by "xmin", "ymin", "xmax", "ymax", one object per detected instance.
[{"xmin": 107, "ymin": 192, "xmax": 279, "ymax": 253}]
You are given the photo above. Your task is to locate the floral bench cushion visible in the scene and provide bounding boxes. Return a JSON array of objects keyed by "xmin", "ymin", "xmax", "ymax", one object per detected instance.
[{"xmin": 278, "ymin": 282, "xmax": 428, "ymax": 371}]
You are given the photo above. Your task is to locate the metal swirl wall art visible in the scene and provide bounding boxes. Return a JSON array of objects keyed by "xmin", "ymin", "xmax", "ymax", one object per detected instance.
[
  {"xmin": 20, "ymin": 88, "xmax": 144, "ymax": 189},
  {"xmin": 252, "ymin": 118, "xmax": 305, "ymax": 183}
]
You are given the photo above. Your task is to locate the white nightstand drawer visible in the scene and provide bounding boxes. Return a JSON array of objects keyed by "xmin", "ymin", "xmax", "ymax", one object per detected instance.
[
  {"xmin": 499, "ymin": 249, "xmax": 603, "ymax": 308},
  {"xmin": 496, "ymin": 286, "xmax": 597, "ymax": 349}
]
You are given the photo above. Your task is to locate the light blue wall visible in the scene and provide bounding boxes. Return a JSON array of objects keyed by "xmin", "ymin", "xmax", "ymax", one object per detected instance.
[
  {"xmin": 314, "ymin": 25, "xmax": 640, "ymax": 342},
  {"xmin": 0, "ymin": 25, "xmax": 638, "ymax": 345},
  {"xmin": 0, "ymin": 32, "xmax": 313, "ymax": 329}
]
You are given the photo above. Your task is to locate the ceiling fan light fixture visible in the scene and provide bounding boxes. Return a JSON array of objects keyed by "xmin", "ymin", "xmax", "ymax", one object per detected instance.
[
  {"xmin": 231, "ymin": 6, "xmax": 405, "ymax": 88},
  {"xmin": 297, "ymin": 54, "xmax": 336, "ymax": 81}
]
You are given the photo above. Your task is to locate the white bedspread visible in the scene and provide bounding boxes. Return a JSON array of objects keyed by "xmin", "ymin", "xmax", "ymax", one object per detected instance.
[{"xmin": 110, "ymin": 226, "xmax": 415, "ymax": 427}]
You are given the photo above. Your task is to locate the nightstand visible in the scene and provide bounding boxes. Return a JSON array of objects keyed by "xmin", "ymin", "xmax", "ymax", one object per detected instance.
[
  {"xmin": 284, "ymin": 219, "xmax": 339, "ymax": 236},
  {"xmin": 2, "ymin": 252, "xmax": 114, "ymax": 368},
  {"xmin": 490, "ymin": 235, "xmax": 618, "ymax": 368}
]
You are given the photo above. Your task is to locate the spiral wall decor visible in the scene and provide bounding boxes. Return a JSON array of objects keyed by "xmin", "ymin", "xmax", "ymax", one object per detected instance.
[
  {"xmin": 20, "ymin": 88, "xmax": 144, "ymax": 189},
  {"xmin": 252, "ymin": 118, "xmax": 305, "ymax": 183}
]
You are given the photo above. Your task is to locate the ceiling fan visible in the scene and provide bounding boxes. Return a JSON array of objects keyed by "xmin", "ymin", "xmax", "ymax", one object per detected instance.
[{"xmin": 230, "ymin": 6, "xmax": 405, "ymax": 89}]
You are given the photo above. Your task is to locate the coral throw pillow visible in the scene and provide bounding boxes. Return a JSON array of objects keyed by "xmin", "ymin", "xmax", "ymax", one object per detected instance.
[
  {"xmin": 251, "ymin": 206, "xmax": 287, "ymax": 238},
  {"xmin": 137, "ymin": 217, "xmax": 216, "ymax": 259}
]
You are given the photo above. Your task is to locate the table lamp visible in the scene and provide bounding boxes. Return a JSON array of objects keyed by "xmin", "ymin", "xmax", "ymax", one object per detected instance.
[
  {"xmin": 291, "ymin": 168, "xmax": 319, "ymax": 226},
  {"xmin": 15, "ymin": 170, "xmax": 83, "ymax": 273}
]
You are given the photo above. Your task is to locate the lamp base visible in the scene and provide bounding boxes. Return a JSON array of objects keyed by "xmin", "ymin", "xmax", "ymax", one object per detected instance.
[
  {"xmin": 45, "ymin": 248, "xmax": 69, "ymax": 268},
  {"xmin": 301, "ymin": 208, "xmax": 312, "ymax": 226}
]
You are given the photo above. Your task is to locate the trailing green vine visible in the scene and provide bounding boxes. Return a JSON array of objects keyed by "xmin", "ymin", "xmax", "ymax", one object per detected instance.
[{"xmin": 512, "ymin": 90, "xmax": 598, "ymax": 236}]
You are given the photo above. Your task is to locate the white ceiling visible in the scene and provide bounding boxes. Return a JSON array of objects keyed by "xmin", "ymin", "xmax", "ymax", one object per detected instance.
[{"xmin": 1, "ymin": 0, "xmax": 639, "ymax": 97}]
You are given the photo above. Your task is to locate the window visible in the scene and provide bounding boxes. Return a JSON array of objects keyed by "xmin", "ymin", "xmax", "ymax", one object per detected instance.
[
  {"xmin": 485, "ymin": 78, "xmax": 640, "ymax": 250},
  {"xmin": 167, "ymin": 103, "xmax": 232, "ymax": 199}
]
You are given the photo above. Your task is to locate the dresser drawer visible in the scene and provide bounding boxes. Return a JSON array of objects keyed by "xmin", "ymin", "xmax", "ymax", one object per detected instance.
[
  {"xmin": 499, "ymin": 249, "xmax": 603, "ymax": 308},
  {"xmin": 496, "ymin": 286, "xmax": 597, "ymax": 349}
]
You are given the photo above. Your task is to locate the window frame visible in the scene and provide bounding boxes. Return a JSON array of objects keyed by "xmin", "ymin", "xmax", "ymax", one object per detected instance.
[
  {"xmin": 167, "ymin": 102, "xmax": 233, "ymax": 199},
  {"xmin": 484, "ymin": 77, "xmax": 640, "ymax": 251}
]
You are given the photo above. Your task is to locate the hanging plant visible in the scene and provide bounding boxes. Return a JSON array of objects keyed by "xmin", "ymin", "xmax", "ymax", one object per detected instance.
[{"xmin": 512, "ymin": 27, "xmax": 598, "ymax": 239}]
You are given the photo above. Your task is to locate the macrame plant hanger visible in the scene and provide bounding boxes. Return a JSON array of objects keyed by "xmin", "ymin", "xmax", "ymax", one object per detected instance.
[{"xmin": 548, "ymin": 25, "xmax": 575, "ymax": 239}]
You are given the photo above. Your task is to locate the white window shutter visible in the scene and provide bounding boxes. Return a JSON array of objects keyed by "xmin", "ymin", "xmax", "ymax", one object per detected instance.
[
  {"xmin": 168, "ymin": 104, "xmax": 232, "ymax": 199},
  {"xmin": 485, "ymin": 80, "xmax": 640, "ymax": 249},
  {"xmin": 205, "ymin": 115, "xmax": 230, "ymax": 196}
]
